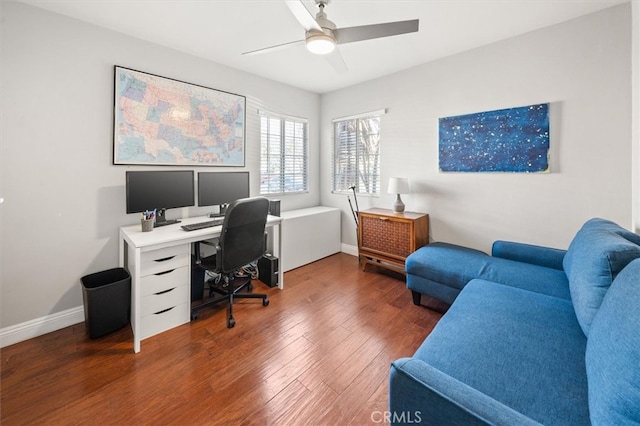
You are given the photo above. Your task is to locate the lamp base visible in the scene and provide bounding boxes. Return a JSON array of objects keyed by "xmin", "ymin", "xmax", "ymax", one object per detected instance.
[{"xmin": 392, "ymin": 194, "xmax": 405, "ymax": 213}]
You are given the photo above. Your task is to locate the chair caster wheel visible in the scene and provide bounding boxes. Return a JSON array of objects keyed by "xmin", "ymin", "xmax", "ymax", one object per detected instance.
[
  {"xmin": 263, "ymin": 297, "xmax": 269, "ymax": 306},
  {"xmin": 227, "ymin": 317, "xmax": 235, "ymax": 328}
]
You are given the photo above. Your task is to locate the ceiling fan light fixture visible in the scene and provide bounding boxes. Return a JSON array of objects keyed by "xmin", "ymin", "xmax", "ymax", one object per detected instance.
[{"xmin": 306, "ymin": 32, "xmax": 336, "ymax": 55}]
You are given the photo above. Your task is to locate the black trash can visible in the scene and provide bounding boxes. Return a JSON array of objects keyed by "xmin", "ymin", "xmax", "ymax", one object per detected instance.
[{"xmin": 81, "ymin": 267, "xmax": 131, "ymax": 339}]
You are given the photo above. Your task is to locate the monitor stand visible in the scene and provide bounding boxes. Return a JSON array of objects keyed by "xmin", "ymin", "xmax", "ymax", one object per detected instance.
[
  {"xmin": 154, "ymin": 219, "xmax": 180, "ymax": 227},
  {"xmin": 154, "ymin": 208, "xmax": 181, "ymax": 227},
  {"xmin": 208, "ymin": 203, "xmax": 228, "ymax": 218}
]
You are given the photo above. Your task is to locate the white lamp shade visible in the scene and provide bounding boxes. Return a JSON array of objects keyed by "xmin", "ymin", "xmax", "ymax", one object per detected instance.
[{"xmin": 387, "ymin": 177, "xmax": 410, "ymax": 194}]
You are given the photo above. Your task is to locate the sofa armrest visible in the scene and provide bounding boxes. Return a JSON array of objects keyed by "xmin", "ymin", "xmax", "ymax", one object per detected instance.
[
  {"xmin": 389, "ymin": 358, "xmax": 542, "ymax": 426},
  {"xmin": 491, "ymin": 241, "xmax": 566, "ymax": 271}
]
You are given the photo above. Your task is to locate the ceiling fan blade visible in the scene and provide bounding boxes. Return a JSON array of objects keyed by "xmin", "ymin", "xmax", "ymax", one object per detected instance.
[
  {"xmin": 242, "ymin": 39, "xmax": 304, "ymax": 56},
  {"xmin": 334, "ymin": 19, "xmax": 419, "ymax": 45},
  {"xmin": 324, "ymin": 48, "xmax": 348, "ymax": 74},
  {"xmin": 285, "ymin": 0, "xmax": 322, "ymax": 32}
]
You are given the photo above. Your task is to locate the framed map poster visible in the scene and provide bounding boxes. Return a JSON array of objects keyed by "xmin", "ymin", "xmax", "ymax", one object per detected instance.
[{"xmin": 113, "ymin": 66, "xmax": 245, "ymax": 166}]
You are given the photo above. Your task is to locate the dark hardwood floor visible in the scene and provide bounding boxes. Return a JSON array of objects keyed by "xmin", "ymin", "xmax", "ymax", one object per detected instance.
[{"xmin": 1, "ymin": 253, "xmax": 447, "ymax": 425}]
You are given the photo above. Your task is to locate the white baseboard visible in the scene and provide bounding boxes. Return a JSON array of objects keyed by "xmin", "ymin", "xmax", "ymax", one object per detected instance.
[
  {"xmin": 0, "ymin": 306, "xmax": 84, "ymax": 348},
  {"xmin": 2, "ymin": 247, "xmax": 358, "ymax": 348},
  {"xmin": 341, "ymin": 243, "xmax": 358, "ymax": 257}
]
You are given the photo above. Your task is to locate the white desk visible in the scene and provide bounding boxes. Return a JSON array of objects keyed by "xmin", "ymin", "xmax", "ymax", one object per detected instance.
[{"xmin": 119, "ymin": 215, "xmax": 282, "ymax": 353}]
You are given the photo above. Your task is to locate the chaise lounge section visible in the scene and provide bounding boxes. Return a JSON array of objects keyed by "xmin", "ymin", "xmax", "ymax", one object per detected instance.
[
  {"xmin": 406, "ymin": 240, "xmax": 568, "ymax": 306},
  {"xmin": 390, "ymin": 218, "xmax": 640, "ymax": 425}
]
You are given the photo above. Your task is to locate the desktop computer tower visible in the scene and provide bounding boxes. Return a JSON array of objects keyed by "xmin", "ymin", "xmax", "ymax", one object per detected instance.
[
  {"xmin": 268, "ymin": 199, "xmax": 281, "ymax": 217},
  {"xmin": 258, "ymin": 254, "xmax": 279, "ymax": 287},
  {"xmin": 191, "ymin": 255, "xmax": 205, "ymax": 301}
]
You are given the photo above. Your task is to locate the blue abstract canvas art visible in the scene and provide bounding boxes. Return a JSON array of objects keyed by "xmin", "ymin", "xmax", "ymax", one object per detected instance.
[{"xmin": 439, "ymin": 103, "xmax": 549, "ymax": 172}]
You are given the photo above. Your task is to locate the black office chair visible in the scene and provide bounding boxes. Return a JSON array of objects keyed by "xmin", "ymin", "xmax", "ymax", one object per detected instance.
[{"xmin": 191, "ymin": 196, "xmax": 270, "ymax": 328}]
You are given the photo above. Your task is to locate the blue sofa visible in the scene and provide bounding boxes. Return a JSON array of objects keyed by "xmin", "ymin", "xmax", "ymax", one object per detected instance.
[{"xmin": 390, "ymin": 218, "xmax": 640, "ymax": 425}]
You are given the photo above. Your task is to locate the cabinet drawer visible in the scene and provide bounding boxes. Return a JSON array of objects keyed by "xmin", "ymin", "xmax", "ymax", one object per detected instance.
[
  {"xmin": 360, "ymin": 215, "xmax": 412, "ymax": 258},
  {"xmin": 140, "ymin": 266, "xmax": 189, "ymax": 296},
  {"xmin": 141, "ymin": 284, "xmax": 189, "ymax": 316},
  {"xmin": 140, "ymin": 246, "xmax": 189, "ymax": 277},
  {"xmin": 141, "ymin": 244, "xmax": 188, "ymax": 263},
  {"xmin": 141, "ymin": 302, "xmax": 189, "ymax": 340}
]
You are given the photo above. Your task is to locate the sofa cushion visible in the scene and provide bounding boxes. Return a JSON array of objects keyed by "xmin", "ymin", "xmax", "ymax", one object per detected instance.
[
  {"xmin": 491, "ymin": 240, "xmax": 566, "ymax": 270},
  {"xmin": 414, "ymin": 279, "xmax": 589, "ymax": 425},
  {"xmin": 563, "ymin": 218, "xmax": 640, "ymax": 336},
  {"xmin": 406, "ymin": 242, "xmax": 488, "ymax": 290},
  {"xmin": 406, "ymin": 242, "xmax": 570, "ymax": 300},
  {"xmin": 585, "ymin": 258, "xmax": 640, "ymax": 425}
]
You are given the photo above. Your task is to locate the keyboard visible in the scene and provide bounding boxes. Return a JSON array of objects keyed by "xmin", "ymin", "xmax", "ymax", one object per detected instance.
[{"xmin": 181, "ymin": 218, "xmax": 223, "ymax": 232}]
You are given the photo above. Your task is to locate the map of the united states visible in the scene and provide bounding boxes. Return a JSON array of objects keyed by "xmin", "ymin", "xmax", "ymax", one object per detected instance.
[{"xmin": 114, "ymin": 67, "xmax": 245, "ymax": 166}]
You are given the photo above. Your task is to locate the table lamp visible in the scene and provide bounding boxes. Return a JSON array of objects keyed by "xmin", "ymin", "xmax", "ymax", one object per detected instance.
[{"xmin": 387, "ymin": 177, "xmax": 410, "ymax": 213}]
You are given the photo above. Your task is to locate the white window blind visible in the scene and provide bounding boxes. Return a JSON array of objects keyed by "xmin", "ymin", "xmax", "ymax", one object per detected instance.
[
  {"xmin": 260, "ymin": 111, "xmax": 308, "ymax": 195},
  {"xmin": 333, "ymin": 110, "xmax": 384, "ymax": 195}
]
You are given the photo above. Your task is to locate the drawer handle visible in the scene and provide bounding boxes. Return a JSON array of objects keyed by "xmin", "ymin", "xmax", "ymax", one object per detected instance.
[
  {"xmin": 154, "ymin": 306, "xmax": 175, "ymax": 315},
  {"xmin": 155, "ymin": 269, "xmax": 175, "ymax": 276},
  {"xmin": 378, "ymin": 217, "xmax": 389, "ymax": 221},
  {"xmin": 154, "ymin": 255, "xmax": 176, "ymax": 263},
  {"xmin": 154, "ymin": 287, "xmax": 175, "ymax": 296}
]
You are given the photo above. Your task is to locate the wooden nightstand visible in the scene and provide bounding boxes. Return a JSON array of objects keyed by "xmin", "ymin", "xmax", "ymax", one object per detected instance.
[{"xmin": 358, "ymin": 208, "xmax": 429, "ymax": 274}]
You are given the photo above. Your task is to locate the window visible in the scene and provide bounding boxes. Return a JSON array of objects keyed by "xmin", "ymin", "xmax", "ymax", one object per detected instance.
[
  {"xmin": 333, "ymin": 111, "xmax": 383, "ymax": 195},
  {"xmin": 260, "ymin": 112, "xmax": 308, "ymax": 195}
]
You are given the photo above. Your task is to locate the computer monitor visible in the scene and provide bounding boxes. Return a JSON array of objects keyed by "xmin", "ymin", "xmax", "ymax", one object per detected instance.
[
  {"xmin": 126, "ymin": 170, "xmax": 195, "ymax": 227},
  {"xmin": 198, "ymin": 172, "xmax": 250, "ymax": 217}
]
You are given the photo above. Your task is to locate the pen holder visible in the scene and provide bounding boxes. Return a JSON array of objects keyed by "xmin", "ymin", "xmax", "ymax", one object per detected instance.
[{"xmin": 141, "ymin": 218, "xmax": 154, "ymax": 232}]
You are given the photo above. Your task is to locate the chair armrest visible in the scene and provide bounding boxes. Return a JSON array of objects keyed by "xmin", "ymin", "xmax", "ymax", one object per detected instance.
[
  {"xmin": 194, "ymin": 239, "xmax": 221, "ymax": 269},
  {"xmin": 390, "ymin": 358, "xmax": 541, "ymax": 426},
  {"xmin": 491, "ymin": 241, "xmax": 566, "ymax": 271}
]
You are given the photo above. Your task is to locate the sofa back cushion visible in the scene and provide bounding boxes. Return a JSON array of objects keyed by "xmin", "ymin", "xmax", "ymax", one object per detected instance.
[
  {"xmin": 563, "ymin": 218, "xmax": 640, "ymax": 336},
  {"xmin": 585, "ymin": 258, "xmax": 640, "ymax": 424}
]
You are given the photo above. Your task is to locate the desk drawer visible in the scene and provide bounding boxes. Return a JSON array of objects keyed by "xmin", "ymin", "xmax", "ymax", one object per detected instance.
[
  {"xmin": 141, "ymin": 244, "xmax": 189, "ymax": 263},
  {"xmin": 140, "ymin": 266, "xmax": 189, "ymax": 297},
  {"xmin": 141, "ymin": 302, "xmax": 189, "ymax": 340},
  {"xmin": 141, "ymin": 284, "xmax": 189, "ymax": 316},
  {"xmin": 140, "ymin": 246, "xmax": 189, "ymax": 277}
]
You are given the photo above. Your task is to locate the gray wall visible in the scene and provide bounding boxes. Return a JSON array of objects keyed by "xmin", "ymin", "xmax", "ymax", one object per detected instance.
[
  {"xmin": 1, "ymin": 3, "xmax": 320, "ymax": 328},
  {"xmin": 320, "ymin": 4, "xmax": 633, "ymax": 253}
]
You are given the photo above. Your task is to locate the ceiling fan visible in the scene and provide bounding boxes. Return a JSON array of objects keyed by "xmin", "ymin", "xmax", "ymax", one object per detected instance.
[{"xmin": 242, "ymin": 0, "xmax": 419, "ymax": 73}]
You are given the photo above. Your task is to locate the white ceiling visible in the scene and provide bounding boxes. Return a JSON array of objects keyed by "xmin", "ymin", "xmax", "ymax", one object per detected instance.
[{"xmin": 18, "ymin": 0, "xmax": 629, "ymax": 93}]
